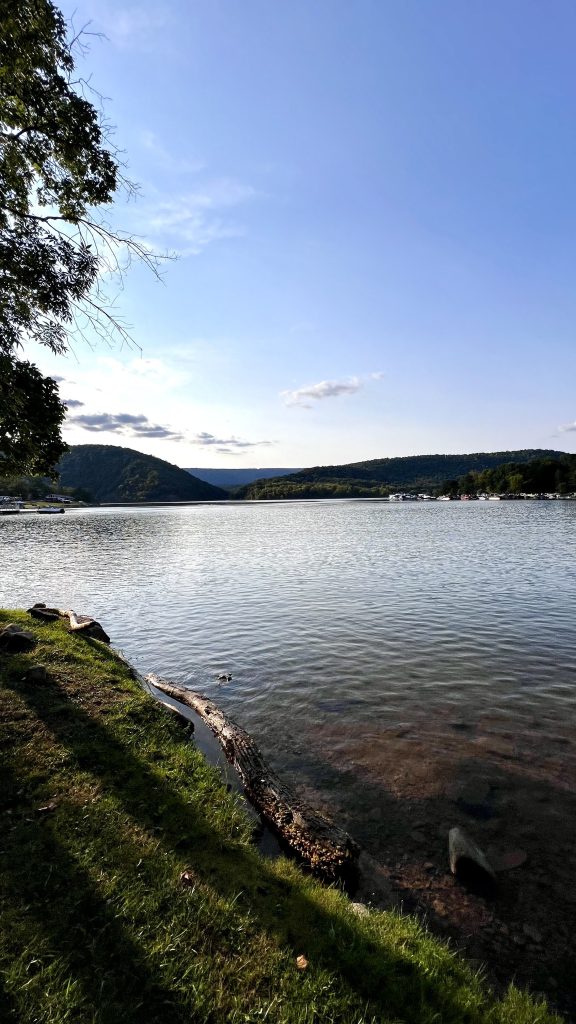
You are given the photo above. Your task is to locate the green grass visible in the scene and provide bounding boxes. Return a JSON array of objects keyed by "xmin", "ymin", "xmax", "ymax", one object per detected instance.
[{"xmin": 0, "ymin": 610, "xmax": 562, "ymax": 1024}]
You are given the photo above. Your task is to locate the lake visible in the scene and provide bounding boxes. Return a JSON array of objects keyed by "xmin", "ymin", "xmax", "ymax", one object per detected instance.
[{"xmin": 2, "ymin": 499, "xmax": 576, "ymax": 852}]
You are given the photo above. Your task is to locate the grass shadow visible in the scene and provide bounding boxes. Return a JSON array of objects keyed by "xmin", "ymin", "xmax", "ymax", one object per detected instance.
[
  {"xmin": 0, "ymin": 760, "xmax": 193, "ymax": 1023},
  {"xmin": 2, "ymin": 670, "xmax": 494, "ymax": 1024}
]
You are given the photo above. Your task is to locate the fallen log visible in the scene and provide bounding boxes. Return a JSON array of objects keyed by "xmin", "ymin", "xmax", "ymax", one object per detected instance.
[
  {"xmin": 147, "ymin": 674, "xmax": 359, "ymax": 882},
  {"xmin": 27, "ymin": 605, "xmax": 110, "ymax": 643}
]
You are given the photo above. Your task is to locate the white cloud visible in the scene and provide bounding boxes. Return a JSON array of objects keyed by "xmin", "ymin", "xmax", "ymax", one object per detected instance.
[
  {"xmin": 281, "ymin": 376, "xmax": 362, "ymax": 408},
  {"xmin": 558, "ymin": 421, "xmax": 576, "ymax": 433}
]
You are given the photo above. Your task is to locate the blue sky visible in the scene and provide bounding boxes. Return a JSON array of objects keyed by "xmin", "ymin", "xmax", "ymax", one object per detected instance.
[{"xmin": 34, "ymin": 0, "xmax": 576, "ymax": 467}]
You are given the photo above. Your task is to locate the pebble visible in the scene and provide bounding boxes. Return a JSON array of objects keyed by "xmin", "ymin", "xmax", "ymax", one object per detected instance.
[
  {"xmin": 523, "ymin": 923, "xmax": 543, "ymax": 944},
  {"xmin": 23, "ymin": 666, "xmax": 49, "ymax": 684},
  {"xmin": 410, "ymin": 829, "xmax": 426, "ymax": 843}
]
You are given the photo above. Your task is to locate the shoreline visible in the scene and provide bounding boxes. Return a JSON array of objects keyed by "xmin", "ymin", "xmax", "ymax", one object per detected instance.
[{"xmin": 0, "ymin": 608, "xmax": 562, "ymax": 1023}]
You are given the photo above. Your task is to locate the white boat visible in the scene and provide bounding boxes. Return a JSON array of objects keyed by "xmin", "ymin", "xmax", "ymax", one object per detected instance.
[
  {"xmin": 37, "ymin": 506, "xmax": 65, "ymax": 514},
  {"xmin": 488, "ymin": 495, "xmax": 501, "ymax": 501}
]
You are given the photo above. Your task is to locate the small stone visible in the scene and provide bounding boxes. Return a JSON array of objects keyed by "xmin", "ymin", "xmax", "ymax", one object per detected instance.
[
  {"xmin": 523, "ymin": 923, "xmax": 542, "ymax": 944},
  {"xmin": 449, "ymin": 720, "xmax": 473, "ymax": 732},
  {"xmin": 216, "ymin": 672, "xmax": 232, "ymax": 682},
  {"xmin": 491, "ymin": 848, "xmax": 528, "ymax": 872},
  {"xmin": 410, "ymin": 829, "xmax": 426, "ymax": 843},
  {"xmin": 296, "ymin": 955, "xmax": 308, "ymax": 970},
  {"xmin": 474, "ymin": 735, "xmax": 515, "ymax": 758},
  {"xmin": 179, "ymin": 870, "xmax": 197, "ymax": 887},
  {"xmin": 0, "ymin": 624, "xmax": 36, "ymax": 653},
  {"xmin": 455, "ymin": 779, "xmax": 495, "ymax": 820},
  {"xmin": 23, "ymin": 666, "xmax": 49, "ymax": 684},
  {"xmin": 424, "ymin": 861, "xmax": 435, "ymax": 871},
  {"xmin": 350, "ymin": 901, "xmax": 369, "ymax": 917}
]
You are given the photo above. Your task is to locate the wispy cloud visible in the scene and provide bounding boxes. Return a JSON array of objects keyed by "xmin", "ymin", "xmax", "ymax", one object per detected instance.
[
  {"xmin": 63, "ymin": 399, "xmax": 85, "ymax": 409},
  {"xmin": 558, "ymin": 421, "xmax": 576, "ymax": 433},
  {"xmin": 140, "ymin": 132, "xmax": 205, "ymax": 175},
  {"xmin": 190, "ymin": 432, "xmax": 274, "ymax": 454},
  {"xmin": 97, "ymin": 6, "xmax": 170, "ymax": 50},
  {"xmin": 66, "ymin": 411, "xmax": 274, "ymax": 451},
  {"xmin": 137, "ymin": 179, "xmax": 258, "ymax": 256},
  {"xmin": 281, "ymin": 372, "xmax": 384, "ymax": 408},
  {"xmin": 68, "ymin": 412, "xmax": 184, "ymax": 441}
]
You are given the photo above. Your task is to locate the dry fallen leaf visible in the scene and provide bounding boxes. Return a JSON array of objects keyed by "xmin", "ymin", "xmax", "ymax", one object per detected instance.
[
  {"xmin": 296, "ymin": 955, "xmax": 308, "ymax": 971},
  {"xmin": 36, "ymin": 801, "xmax": 57, "ymax": 814}
]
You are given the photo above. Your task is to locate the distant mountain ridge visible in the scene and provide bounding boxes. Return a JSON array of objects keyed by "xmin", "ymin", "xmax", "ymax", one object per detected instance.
[
  {"xmin": 237, "ymin": 449, "xmax": 567, "ymax": 499},
  {"xmin": 185, "ymin": 467, "xmax": 301, "ymax": 488},
  {"xmin": 59, "ymin": 446, "xmax": 227, "ymax": 503}
]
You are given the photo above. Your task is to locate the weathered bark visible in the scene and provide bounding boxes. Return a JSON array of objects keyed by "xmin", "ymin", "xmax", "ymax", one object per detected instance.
[{"xmin": 147, "ymin": 673, "xmax": 359, "ymax": 881}]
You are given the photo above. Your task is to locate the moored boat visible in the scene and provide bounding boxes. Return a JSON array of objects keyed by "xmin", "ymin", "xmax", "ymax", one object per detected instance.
[{"xmin": 37, "ymin": 507, "xmax": 65, "ymax": 514}]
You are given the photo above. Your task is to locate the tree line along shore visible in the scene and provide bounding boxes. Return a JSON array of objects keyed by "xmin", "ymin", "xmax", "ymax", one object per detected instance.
[{"xmin": 1, "ymin": 444, "xmax": 576, "ymax": 506}]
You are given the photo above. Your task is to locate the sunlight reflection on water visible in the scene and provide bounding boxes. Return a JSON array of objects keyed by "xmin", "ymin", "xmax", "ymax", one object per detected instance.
[{"xmin": 3, "ymin": 499, "xmax": 576, "ymax": 824}]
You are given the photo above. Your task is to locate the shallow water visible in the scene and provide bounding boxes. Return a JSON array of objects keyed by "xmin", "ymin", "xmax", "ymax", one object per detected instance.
[{"xmin": 2, "ymin": 499, "xmax": 575, "ymax": 810}]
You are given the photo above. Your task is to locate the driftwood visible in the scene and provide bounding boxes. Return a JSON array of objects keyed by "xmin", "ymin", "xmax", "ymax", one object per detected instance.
[
  {"xmin": 27, "ymin": 604, "xmax": 110, "ymax": 643},
  {"xmin": 147, "ymin": 674, "xmax": 359, "ymax": 881}
]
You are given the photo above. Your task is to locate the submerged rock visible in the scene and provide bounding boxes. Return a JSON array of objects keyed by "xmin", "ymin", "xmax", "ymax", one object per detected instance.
[
  {"xmin": 455, "ymin": 779, "xmax": 496, "ymax": 820},
  {"xmin": 490, "ymin": 847, "xmax": 528, "ymax": 872},
  {"xmin": 449, "ymin": 826, "xmax": 496, "ymax": 894}
]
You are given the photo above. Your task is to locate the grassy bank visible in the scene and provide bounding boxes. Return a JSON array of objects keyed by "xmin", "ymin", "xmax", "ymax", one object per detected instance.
[{"xmin": 0, "ymin": 610, "xmax": 561, "ymax": 1024}]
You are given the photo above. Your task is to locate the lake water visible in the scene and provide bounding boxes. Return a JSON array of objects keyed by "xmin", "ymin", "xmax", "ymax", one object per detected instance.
[
  {"xmin": 4, "ymin": 498, "xmax": 576, "ymax": 1009},
  {"xmin": 2, "ymin": 500, "xmax": 576, "ymax": 851}
]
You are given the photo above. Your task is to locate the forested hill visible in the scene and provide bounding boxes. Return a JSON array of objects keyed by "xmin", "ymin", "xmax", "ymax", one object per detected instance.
[
  {"xmin": 58, "ymin": 446, "xmax": 227, "ymax": 503},
  {"xmin": 186, "ymin": 467, "xmax": 301, "ymax": 488},
  {"xmin": 237, "ymin": 449, "xmax": 566, "ymax": 499}
]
